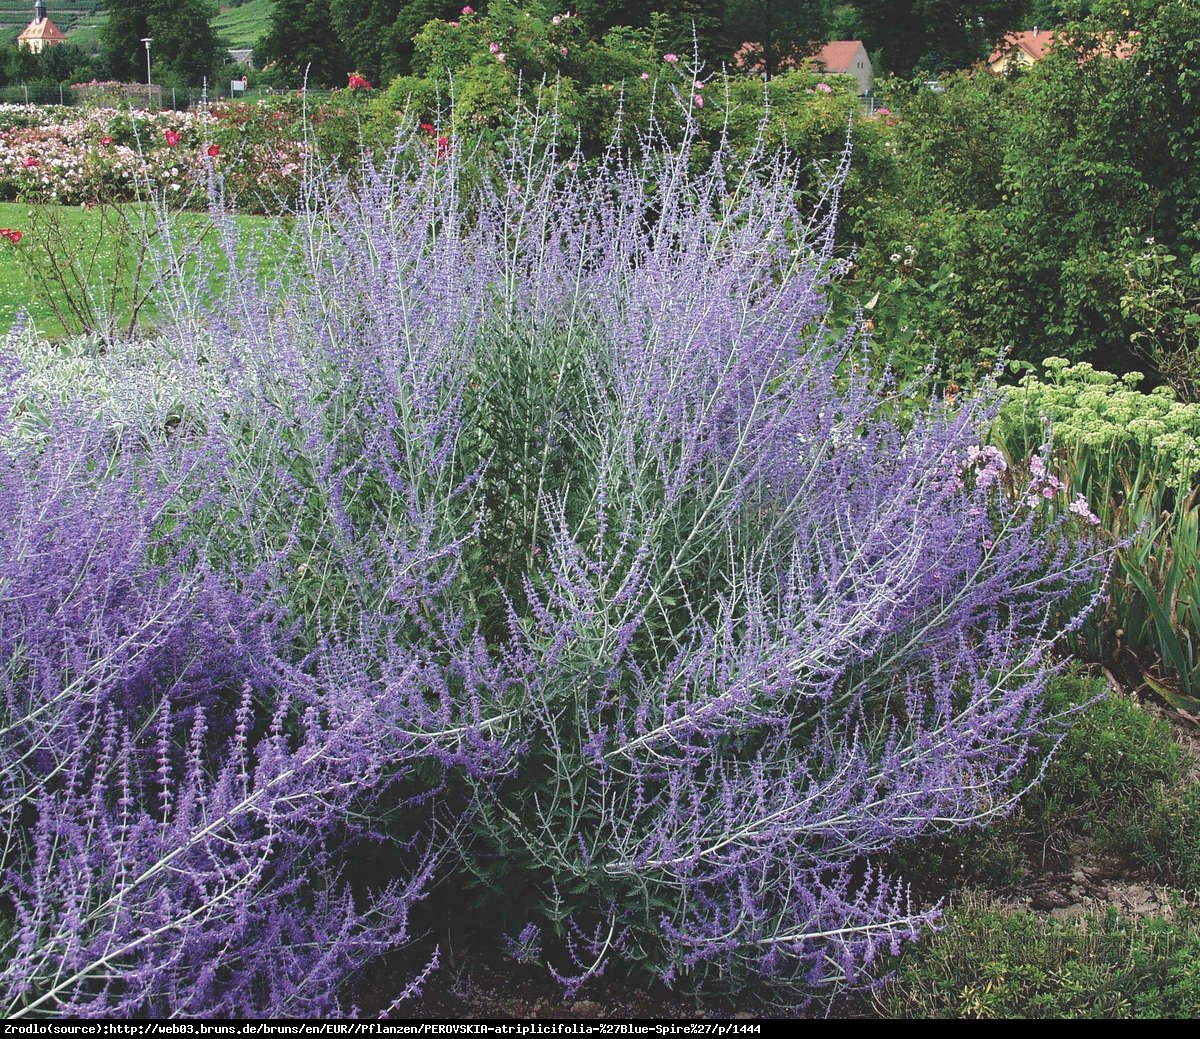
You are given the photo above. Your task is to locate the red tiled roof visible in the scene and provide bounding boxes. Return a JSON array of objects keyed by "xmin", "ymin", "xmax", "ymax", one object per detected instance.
[
  {"xmin": 812, "ymin": 40, "xmax": 864, "ymax": 73},
  {"xmin": 988, "ymin": 29, "xmax": 1055, "ymax": 66},
  {"xmin": 17, "ymin": 17, "xmax": 66, "ymax": 43},
  {"xmin": 988, "ymin": 27, "xmax": 1136, "ymax": 68}
]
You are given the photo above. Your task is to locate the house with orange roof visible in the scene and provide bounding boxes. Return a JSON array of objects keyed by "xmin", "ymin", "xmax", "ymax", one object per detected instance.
[
  {"xmin": 17, "ymin": 1, "xmax": 67, "ymax": 54},
  {"xmin": 733, "ymin": 39, "xmax": 873, "ymax": 93},
  {"xmin": 811, "ymin": 40, "xmax": 873, "ymax": 95},
  {"xmin": 988, "ymin": 26, "xmax": 1136, "ymax": 74},
  {"xmin": 987, "ymin": 28, "xmax": 1056, "ymax": 73}
]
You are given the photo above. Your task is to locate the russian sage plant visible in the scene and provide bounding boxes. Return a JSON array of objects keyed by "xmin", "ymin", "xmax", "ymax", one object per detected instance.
[
  {"xmin": 0, "ymin": 198, "xmax": 511, "ymax": 1014},
  {"xmin": 387, "ymin": 127, "xmax": 1100, "ymax": 1002},
  {"xmin": 0, "ymin": 113, "xmax": 1107, "ymax": 1015}
]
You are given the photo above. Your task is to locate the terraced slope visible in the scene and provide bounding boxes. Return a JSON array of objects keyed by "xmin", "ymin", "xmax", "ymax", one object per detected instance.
[
  {"xmin": 0, "ymin": 3, "xmax": 275, "ymax": 53},
  {"xmin": 214, "ymin": 0, "xmax": 274, "ymax": 51},
  {"xmin": 0, "ymin": 1, "xmax": 99, "ymax": 45}
]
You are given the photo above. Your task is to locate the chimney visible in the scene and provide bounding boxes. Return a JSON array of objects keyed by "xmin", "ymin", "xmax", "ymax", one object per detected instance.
[
  {"xmin": 34, "ymin": 1, "xmax": 46, "ymax": 24},
  {"xmin": 1033, "ymin": 26, "xmax": 1039, "ymax": 36}
]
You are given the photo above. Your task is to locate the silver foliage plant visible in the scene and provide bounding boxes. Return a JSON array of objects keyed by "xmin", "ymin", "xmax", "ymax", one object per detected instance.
[{"xmin": 0, "ymin": 111, "xmax": 1107, "ymax": 1014}]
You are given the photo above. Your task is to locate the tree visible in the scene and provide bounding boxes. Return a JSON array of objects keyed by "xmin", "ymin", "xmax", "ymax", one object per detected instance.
[
  {"xmin": 1, "ymin": 42, "xmax": 100, "ymax": 87},
  {"xmin": 723, "ymin": 0, "xmax": 829, "ymax": 78},
  {"xmin": 853, "ymin": 0, "xmax": 1031, "ymax": 75},
  {"xmin": 1027, "ymin": 0, "xmax": 1093, "ymax": 26},
  {"xmin": 327, "ymin": 0, "xmax": 459, "ymax": 81},
  {"xmin": 100, "ymin": 0, "xmax": 148, "ymax": 81},
  {"xmin": 572, "ymin": 1, "xmax": 725, "ymax": 65},
  {"xmin": 381, "ymin": 0, "xmax": 454, "ymax": 79},
  {"xmin": 255, "ymin": 0, "xmax": 351, "ymax": 87},
  {"xmin": 101, "ymin": 0, "xmax": 223, "ymax": 86}
]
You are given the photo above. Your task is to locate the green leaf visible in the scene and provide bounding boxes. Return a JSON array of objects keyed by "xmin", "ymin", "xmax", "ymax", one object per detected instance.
[
  {"xmin": 1125, "ymin": 563, "xmax": 1195, "ymax": 685},
  {"xmin": 1142, "ymin": 672, "xmax": 1200, "ymax": 715}
]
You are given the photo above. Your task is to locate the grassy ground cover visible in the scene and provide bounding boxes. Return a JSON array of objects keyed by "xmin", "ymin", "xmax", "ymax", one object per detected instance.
[{"xmin": 0, "ymin": 200, "xmax": 286, "ymax": 337}]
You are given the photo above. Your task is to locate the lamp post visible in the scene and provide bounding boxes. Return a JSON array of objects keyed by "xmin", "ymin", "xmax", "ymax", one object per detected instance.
[{"xmin": 141, "ymin": 37, "xmax": 152, "ymax": 108}]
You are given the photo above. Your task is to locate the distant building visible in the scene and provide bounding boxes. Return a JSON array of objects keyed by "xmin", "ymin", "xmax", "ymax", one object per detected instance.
[
  {"xmin": 228, "ymin": 48, "xmax": 255, "ymax": 68},
  {"xmin": 811, "ymin": 40, "xmax": 873, "ymax": 95},
  {"xmin": 987, "ymin": 28, "xmax": 1056, "ymax": 74},
  {"xmin": 733, "ymin": 38, "xmax": 873, "ymax": 94},
  {"xmin": 987, "ymin": 26, "xmax": 1136, "ymax": 74},
  {"xmin": 17, "ymin": 1, "xmax": 67, "ymax": 54}
]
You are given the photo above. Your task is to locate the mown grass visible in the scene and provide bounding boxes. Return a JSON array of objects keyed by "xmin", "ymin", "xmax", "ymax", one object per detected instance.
[{"xmin": 0, "ymin": 201, "xmax": 287, "ymax": 338}]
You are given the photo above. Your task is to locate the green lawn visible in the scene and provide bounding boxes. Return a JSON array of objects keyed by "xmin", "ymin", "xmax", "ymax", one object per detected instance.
[
  {"xmin": 0, "ymin": 201, "xmax": 287, "ymax": 338},
  {"xmin": 214, "ymin": 0, "xmax": 274, "ymax": 51}
]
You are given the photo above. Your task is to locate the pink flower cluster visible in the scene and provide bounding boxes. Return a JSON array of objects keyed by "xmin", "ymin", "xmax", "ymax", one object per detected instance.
[
  {"xmin": 0, "ymin": 108, "xmax": 206, "ymax": 204},
  {"xmin": 965, "ymin": 443, "xmax": 1007, "ymax": 490},
  {"xmin": 1027, "ymin": 454, "xmax": 1100, "ymax": 524},
  {"xmin": 0, "ymin": 105, "xmax": 302, "ymax": 209}
]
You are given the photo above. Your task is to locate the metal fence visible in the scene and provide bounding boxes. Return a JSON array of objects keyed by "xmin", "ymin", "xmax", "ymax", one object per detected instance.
[
  {"xmin": 0, "ymin": 81, "xmax": 339, "ymax": 110},
  {"xmin": 0, "ymin": 82, "xmax": 209, "ymax": 110}
]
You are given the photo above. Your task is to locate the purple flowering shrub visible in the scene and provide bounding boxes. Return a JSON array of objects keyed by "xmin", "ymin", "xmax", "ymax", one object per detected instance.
[
  {"xmin": 419, "ymin": 135, "xmax": 1108, "ymax": 1000},
  {"xmin": 0, "ymin": 288, "xmax": 510, "ymax": 1013},
  {"xmin": 0, "ymin": 117, "xmax": 1107, "ymax": 1014}
]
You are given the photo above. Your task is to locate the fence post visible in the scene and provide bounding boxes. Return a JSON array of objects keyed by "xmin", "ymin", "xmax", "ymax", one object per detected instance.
[{"xmin": 23, "ymin": 84, "xmax": 28, "ymax": 106}]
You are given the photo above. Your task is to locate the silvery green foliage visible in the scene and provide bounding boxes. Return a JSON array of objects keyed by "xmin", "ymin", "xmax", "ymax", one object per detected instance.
[
  {"xmin": 0, "ymin": 114, "xmax": 1106, "ymax": 1014},
  {"xmin": 398, "ymin": 126, "xmax": 1101, "ymax": 1001}
]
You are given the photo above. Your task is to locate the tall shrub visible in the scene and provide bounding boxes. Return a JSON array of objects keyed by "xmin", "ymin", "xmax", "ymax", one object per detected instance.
[{"xmin": 2, "ymin": 110, "xmax": 1108, "ymax": 1013}]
